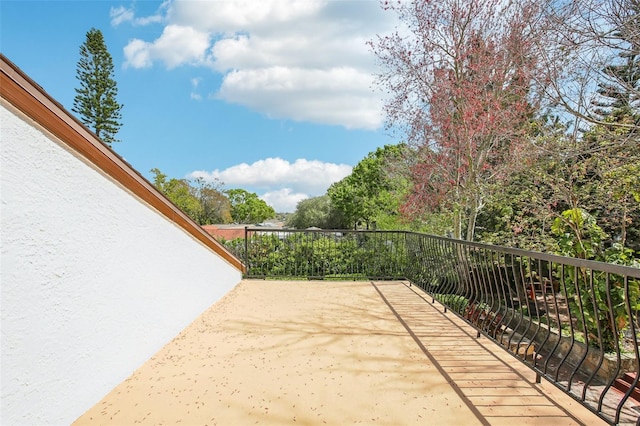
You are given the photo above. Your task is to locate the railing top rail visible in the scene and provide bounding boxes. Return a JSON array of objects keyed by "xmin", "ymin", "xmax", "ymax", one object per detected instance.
[
  {"xmin": 404, "ymin": 231, "xmax": 640, "ymax": 278},
  {"xmin": 245, "ymin": 227, "xmax": 640, "ymax": 278},
  {"xmin": 244, "ymin": 227, "xmax": 405, "ymax": 234}
]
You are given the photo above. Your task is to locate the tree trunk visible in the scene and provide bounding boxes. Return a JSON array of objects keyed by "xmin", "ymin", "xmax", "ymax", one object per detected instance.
[
  {"xmin": 453, "ymin": 207, "xmax": 463, "ymax": 239},
  {"xmin": 465, "ymin": 193, "xmax": 483, "ymax": 241}
]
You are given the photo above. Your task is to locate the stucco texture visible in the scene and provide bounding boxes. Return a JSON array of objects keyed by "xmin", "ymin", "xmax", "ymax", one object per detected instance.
[{"xmin": 1, "ymin": 103, "xmax": 242, "ymax": 425}]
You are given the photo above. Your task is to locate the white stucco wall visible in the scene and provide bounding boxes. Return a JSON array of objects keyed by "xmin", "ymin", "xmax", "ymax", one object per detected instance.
[{"xmin": 0, "ymin": 103, "xmax": 242, "ymax": 425}]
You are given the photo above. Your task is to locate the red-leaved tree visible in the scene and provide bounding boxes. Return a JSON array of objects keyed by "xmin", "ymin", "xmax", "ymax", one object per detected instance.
[{"xmin": 371, "ymin": 0, "xmax": 550, "ymax": 240}]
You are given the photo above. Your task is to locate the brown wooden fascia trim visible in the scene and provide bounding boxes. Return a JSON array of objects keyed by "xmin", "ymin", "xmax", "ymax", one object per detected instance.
[{"xmin": 1, "ymin": 54, "xmax": 245, "ymax": 272}]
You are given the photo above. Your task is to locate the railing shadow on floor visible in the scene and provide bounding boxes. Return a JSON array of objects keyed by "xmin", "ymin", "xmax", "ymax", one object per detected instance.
[
  {"xmin": 373, "ymin": 279, "xmax": 601, "ymax": 425},
  {"xmin": 224, "ymin": 227, "xmax": 640, "ymax": 425}
]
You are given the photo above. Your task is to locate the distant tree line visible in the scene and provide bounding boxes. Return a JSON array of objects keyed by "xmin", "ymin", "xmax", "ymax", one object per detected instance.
[{"xmin": 150, "ymin": 168, "xmax": 275, "ymax": 225}]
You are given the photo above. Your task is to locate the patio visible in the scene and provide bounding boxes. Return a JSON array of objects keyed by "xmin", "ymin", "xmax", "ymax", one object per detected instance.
[{"xmin": 74, "ymin": 280, "xmax": 605, "ymax": 425}]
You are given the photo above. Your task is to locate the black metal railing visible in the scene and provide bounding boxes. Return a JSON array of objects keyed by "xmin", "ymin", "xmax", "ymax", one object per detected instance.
[
  {"xmin": 231, "ymin": 228, "xmax": 640, "ymax": 425},
  {"xmin": 234, "ymin": 228, "xmax": 408, "ymax": 280}
]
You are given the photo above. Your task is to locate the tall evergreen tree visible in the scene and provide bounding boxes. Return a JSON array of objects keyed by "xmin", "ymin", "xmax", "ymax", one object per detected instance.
[
  {"xmin": 591, "ymin": 0, "xmax": 640, "ymax": 122},
  {"xmin": 73, "ymin": 28, "xmax": 123, "ymax": 146}
]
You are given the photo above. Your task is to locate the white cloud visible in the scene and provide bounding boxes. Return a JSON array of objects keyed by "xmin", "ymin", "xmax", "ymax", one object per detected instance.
[
  {"xmin": 153, "ymin": 25, "xmax": 213, "ymax": 69},
  {"xmin": 189, "ymin": 157, "xmax": 352, "ymax": 212},
  {"xmin": 121, "ymin": 0, "xmax": 394, "ymax": 129},
  {"xmin": 123, "ymin": 39, "xmax": 153, "ymax": 68},
  {"xmin": 191, "ymin": 157, "xmax": 351, "ymax": 193},
  {"xmin": 110, "ymin": 4, "xmax": 164, "ymax": 27},
  {"xmin": 110, "ymin": 6, "xmax": 135, "ymax": 26},
  {"xmin": 124, "ymin": 25, "xmax": 211, "ymax": 69},
  {"xmin": 260, "ymin": 188, "xmax": 309, "ymax": 214},
  {"xmin": 190, "ymin": 77, "xmax": 203, "ymax": 100},
  {"xmin": 167, "ymin": 0, "xmax": 324, "ymax": 33},
  {"xmin": 218, "ymin": 66, "xmax": 383, "ymax": 129}
]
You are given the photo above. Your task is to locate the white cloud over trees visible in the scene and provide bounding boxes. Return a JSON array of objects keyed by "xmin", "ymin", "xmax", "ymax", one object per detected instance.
[{"xmin": 189, "ymin": 158, "xmax": 352, "ymax": 212}]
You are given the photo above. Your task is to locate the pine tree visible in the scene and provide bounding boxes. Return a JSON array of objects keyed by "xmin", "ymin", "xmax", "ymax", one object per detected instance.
[
  {"xmin": 591, "ymin": 0, "xmax": 640, "ymax": 122},
  {"xmin": 592, "ymin": 53, "xmax": 640, "ymax": 121},
  {"xmin": 73, "ymin": 28, "xmax": 123, "ymax": 146}
]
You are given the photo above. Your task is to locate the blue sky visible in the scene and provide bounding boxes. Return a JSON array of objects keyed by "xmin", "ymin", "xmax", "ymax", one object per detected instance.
[{"xmin": 2, "ymin": 0, "xmax": 400, "ymax": 212}]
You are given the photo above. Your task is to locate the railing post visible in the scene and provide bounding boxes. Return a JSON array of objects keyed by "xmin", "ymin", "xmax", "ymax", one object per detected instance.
[{"xmin": 244, "ymin": 226, "xmax": 248, "ymax": 276}]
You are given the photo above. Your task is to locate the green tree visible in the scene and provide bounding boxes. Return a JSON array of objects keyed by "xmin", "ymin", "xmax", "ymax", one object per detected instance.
[
  {"xmin": 551, "ymin": 208, "xmax": 639, "ymax": 352},
  {"xmin": 578, "ymin": 0, "xmax": 640, "ymax": 251},
  {"xmin": 193, "ymin": 178, "xmax": 232, "ymax": 225},
  {"xmin": 286, "ymin": 195, "xmax": 346, "ymax": 229},
  {"xmin": 476, "ymin": 105, "xmax": 639, "ymax": 257},
  {"xmin": 226, "ymin": 189, "xmax": 275, "ymax": 224},
  {"xmin": 73, "ymin": 28, "xmax": 123, "ymax": 146},
  {"xmin": 151, "ymin": 168, "xmax": 203, "ymax": 222},
  {"xmin": 328, "ymin": 144, "xmax": 410, "ymax": 230},
  {"xmin": 150, "ymin": 169, "xmax": 233, "ymax": 225},
  {"xmin": 580, "ymin": 118, "xmax": 640, "ymax": 251}
]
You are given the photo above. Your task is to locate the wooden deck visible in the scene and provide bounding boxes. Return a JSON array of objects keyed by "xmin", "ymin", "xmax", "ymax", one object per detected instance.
[{"xmin": 74, "ymin": 280, "xmax": 605, "ymax": 425}]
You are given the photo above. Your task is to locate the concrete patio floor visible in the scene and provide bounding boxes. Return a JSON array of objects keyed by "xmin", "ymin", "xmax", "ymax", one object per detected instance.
[{"xmin": 74, "ymin": 280, "xmax": 605, "ymax": 425}]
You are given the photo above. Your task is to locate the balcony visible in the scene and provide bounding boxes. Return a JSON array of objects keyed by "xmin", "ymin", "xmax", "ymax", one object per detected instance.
[
  {"xmin": 234, "ymin": 227, "xmax": 640, "ymax": 425},
  {"xmin": 75, "ymin": 228, "xmax": 640, "ymax": 425},
  {"xmin": 76, "ymin": 279, "xmax": 609, "ymax": 425}
]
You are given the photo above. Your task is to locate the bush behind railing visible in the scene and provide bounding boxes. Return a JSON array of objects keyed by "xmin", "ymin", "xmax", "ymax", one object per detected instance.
[{"xmin": 226, "ymin": 229, "xmax": 407, "ymax": 279}]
